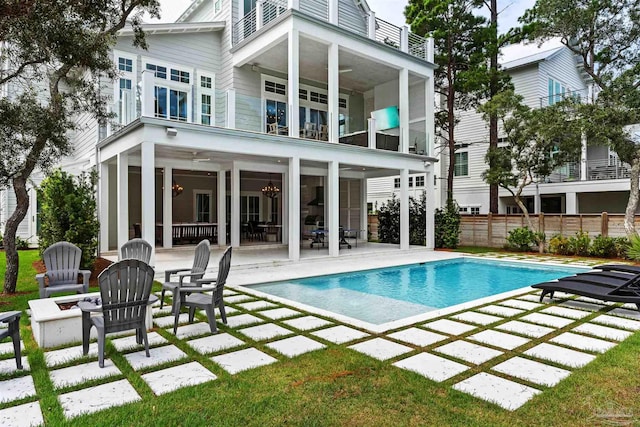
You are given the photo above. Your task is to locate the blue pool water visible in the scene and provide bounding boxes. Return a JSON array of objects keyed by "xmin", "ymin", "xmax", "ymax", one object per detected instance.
[{"xmin": 250, "ymin": 258, "xmax": 586, "ymax": 324}]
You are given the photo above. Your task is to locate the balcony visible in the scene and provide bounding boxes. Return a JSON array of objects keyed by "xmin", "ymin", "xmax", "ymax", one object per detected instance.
[
  {"xmin": 587, "ymin": 158, "xmax": 630, "ymax": 181},
  {"xmin": 231, "ymin": 0, "xmax": 434, "ymax": 63},
  {"xmin": 539, "ymin": 88, "xmax": 593, "ymax": 108}
]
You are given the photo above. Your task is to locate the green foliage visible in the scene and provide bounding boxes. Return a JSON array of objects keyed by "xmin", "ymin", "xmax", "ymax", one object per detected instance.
[
  {"xmin": 626, "ymin": 234, "xmax": 640, "ymax": 261},
  {"xmin": 505, "ymin": 227, "xmax": 537, "ymax": 252},
  {"xmin": 409, "ymin": 192, "xmax": 427, "ymax": 246},
  {"xmin": 38, "ymin": 169, "xmax": 99, "ymax": 269},
  {"xmin": 612, "ymin": 237, "xmax": 631, "ymax": 259},
  {"xmin": 589, "ymin": 235, "xmax": 617, "ymax": 258},
  {"xmin": 14, "ymin": 236, "xmax": 30, "ymax": 250},
  {"xmin": 548, "ymin": 234, "xmax": 570, "ymax": 255},
  {"xmin": 377, "ymin": 193, "xmax": 429, "ymax": 246},
  {"xmin": 568, "ymin": 231, "xmax": 591, "ymax": 256},
  {"xmin": 434, "ymin": 200, "xmax": 461, "ymax": 248}
]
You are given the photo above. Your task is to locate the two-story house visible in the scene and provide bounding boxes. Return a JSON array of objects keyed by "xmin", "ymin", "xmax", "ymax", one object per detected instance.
[
  {"xmin": 369, "ymin": 45, "xmax": 633, "ymax": 217},
  {"xmin": 0, "ymin": 0, "xmax": 437, "ymax": 263}
]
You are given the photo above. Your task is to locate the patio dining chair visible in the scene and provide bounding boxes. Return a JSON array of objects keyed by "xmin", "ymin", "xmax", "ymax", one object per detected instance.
[
  {"xmin": 160, "ymin": 239, "xmax": 211, "ymax": 312},
  {"xmin": 120, "ymin": 238, "xmax": 152, "ymax": 264},
  {"xmin": 0, "ymin": 311, "xmax": 23, "ymax": 369},
  {"xmin": 173, "ymin": 246, "xmax": 232, "ymax": 334},
  {"xmin": 36, "ymin": 241, "xmax": 90, "ymax": 298},
  {"xmin": 79, "ymin": 259, "xmax": 155, "ymax": 368}
]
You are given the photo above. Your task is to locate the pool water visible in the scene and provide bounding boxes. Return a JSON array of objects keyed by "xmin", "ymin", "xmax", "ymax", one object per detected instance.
[{"xmin": 249, "ymin": 258, "xmax": 585, "ymax": 325}]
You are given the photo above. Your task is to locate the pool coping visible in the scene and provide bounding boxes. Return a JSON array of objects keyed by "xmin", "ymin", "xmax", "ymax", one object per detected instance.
[{"xmin": 233, "ymin": 256, "xmax": 591, "ymax": 334}]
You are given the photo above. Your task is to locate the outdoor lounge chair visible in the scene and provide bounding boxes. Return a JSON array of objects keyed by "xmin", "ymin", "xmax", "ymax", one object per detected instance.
[
  {"xmin": 532, "ymin": 264, "xmax": 640, "ymax": 311},
  {"xmin": 0, "ymin": 311, "xmax": 23, "ymax": 369},
  {"xmin": 36, "ymin": 241, "xmax": 90, "ymax": 298},
  {"xmin": 160, "ymin": 239, "xmax": 210, "ymax": 312},
  {"xmin": 173, "ymin": 246, "xmax": 232, "ymax": 334},
  {"xmin": 120, "ymin": 238, "xmax": 152, "ymax": 264},
  {"xmin": 79, "ymin": 259, "xmax": 155, "ymax": 368}
]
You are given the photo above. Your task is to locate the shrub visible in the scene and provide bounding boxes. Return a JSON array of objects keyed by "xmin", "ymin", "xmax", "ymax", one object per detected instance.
[
  {"xmin": 434, "ymin": 200, "xmax": 461, "ymax": 249},
  {"xmin": 626, "ymin": 234, "xmax": 640, "ymax": 261},
  {"xmin": 505, "ymin": 227, "xmax": 537, "ymax": 252},
  {"xmin": 15, "ymin": 236, "xmax": 30, "ymax": 250},
  {"xmin": 548, "ymin": 234, "xmax": 570, "ymax": 255},
  {"xmin": 589, "ymin": 235, "xmax": 616, "ymax": 258},
  {"xmin": 378, "ymin": 192, "xmax": 429, "ymax": 246},
  {"xmin": 38, "ymin": 169, "xmax": 99, "ymax": 269},
  {"xmin": 613, "ymin": 237, "xmax": 631, "ymax": 259},
  {"xmin": 568, "ymin": 231, "xmax": 590, "ymax": 256},
  {"xmin": 409, "ymin": 192, "xmax": 426, "ymax": 246}
]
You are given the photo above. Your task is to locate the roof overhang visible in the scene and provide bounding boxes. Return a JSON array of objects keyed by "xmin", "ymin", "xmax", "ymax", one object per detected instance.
[{"xmin": 117, "ymin": 21, "xmax": 225, "ymax": 37}]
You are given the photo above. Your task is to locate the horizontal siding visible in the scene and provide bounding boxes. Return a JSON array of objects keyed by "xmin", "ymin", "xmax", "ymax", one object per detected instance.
[
  {"xmin": 72, "ymin": 112, "xmax": 99, "ymax": 163},
  {"xmin": 337, "ymin": 0, "xmax": 367, "ymax": 36},
  {"xmin": 539, "ymin": 48, "xmax": 588, "ymax": 106},
  {"xmin": 510, "ymin": 66, "xmax": 540, "ymax": 109},
  {"xmin": 300, "ymin": 0, "xmax": 329, "ymax": 21}
]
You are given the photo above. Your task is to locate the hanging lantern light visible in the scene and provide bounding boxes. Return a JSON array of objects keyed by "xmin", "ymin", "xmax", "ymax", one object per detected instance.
[
  {"xmin": 261, "ymin": 176, "xmax": 280, "ymax": 198},
  {"xmin": 172, "ymin": 179, "xmax": 183, "ymax": 198}
]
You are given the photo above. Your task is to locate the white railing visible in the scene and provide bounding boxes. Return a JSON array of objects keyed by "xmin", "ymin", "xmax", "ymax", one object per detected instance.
[
  {"xmin": 543, "ymin": 162, "xmax": 581, "ymax": 183},
  {"xmin": 587, "ymin": 158, "xmax": 631, "ymax": 181}
]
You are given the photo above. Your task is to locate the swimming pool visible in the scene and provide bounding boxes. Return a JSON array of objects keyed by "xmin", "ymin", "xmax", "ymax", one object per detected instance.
[{"xmin": 249, "ymin": 258, "xmax": 585, "ymax": 325}]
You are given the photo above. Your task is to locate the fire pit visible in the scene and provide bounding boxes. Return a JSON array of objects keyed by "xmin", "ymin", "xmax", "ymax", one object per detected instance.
[{"xmin": 28, "ymin": 293, "xmax": 154, "ymax": 348}]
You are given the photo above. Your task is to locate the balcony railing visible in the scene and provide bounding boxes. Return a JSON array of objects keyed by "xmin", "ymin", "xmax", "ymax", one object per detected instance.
[
  {"xmin": 231, "ymin": 2, "xmax": 434, "ymax": 63},
  {"xmin": 539, "ymin": 88, "xmax": 593, "ymax": 108},
  {"xmin": 542, "ymin": 162, "xmax": 581, "ymax": 183},
  {"xmin": 587, "ymin": 158, "xmax": 631, "ymax": 180}
]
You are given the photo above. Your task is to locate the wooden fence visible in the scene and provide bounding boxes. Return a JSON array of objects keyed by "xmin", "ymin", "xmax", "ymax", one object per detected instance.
[{"xmin": 459, "ymin": 213, "xmax": 636, "ymax": 248}]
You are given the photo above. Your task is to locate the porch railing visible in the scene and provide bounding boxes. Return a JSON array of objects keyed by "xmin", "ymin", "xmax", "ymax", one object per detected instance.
[
  {"xmin": 232, "ymin": 0, "xmax": 288, "ymax": 45},
  {"xmin": 542, "ymin": 162, "xmax": 580, "ymax": 183},
  {"xmin": 587, "ymin": 158, "xmax": 631, "ymax": 180}
]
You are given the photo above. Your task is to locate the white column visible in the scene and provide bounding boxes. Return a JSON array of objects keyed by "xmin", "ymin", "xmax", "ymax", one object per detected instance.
[
  {"xmin": 360, "ymin": 179, "xmax": 368, "ymax": 243},
  {"xmin": 580, "ymin": 131, "xmax": 587, "ymax": 181},
  {"xmin": 140, "ymin": 142, "xmax": 156, "ymax": 264},
  {"xmin": 99, "ymin": 161, "xmax": 109, "ymax": 252},
  {"xmin": 367, "ymin": 12, "xmax": 376, "ymax": 39},
  {"xmin": 425, "ymin": 170, "xmax": 435, "ymax": 249},
  {"xmin": 231, "ymin": 163, "xmax": 240, "ymax": 247},
  {"xmin": 368, "ymin": 118, "xmax": 376, "ymax": 149},
  {"xmin": 534, "ymin": 183, "xmax": 541, "ymax": 214},
  {"xmin": 117, "ymin": 152, "xmax": 129, "ymax": 251},
  {"xmin": 400, "ymin": 26, "xmax": 409, "ymax": 53},
  {"xmin": 282, "ymin": 171, "xmax": 289, "ymax": 243},
  {"xmin": 328, "ymin": 43, "xmax": 339, "ymax": 143},
  {"xmin": 288, "ymin": 29, "xmax": 300, "ymax": 138},
  {"xmin": 163, "ymin": 167, "xmax": 173, "ymax": 249},
  {"xmin": 399, "ymin": 68, "xmax": 409, "ymax": 153},
  {"xmin": 141, "ymin": 70, "xmax": 154, "ymax": 118},
  {"xmin": 328, "ymin": 161, "xmax": 340, "ymax": 257},
  {"xmin": 400, "ymin": 168, "xmax": 410, "ymax": 250},
  {"xmin": 566, "ymin": 192, "xmax": 577, "ymax": 214},
  {"xmin": 328, "ymin": 0, "xmax": 338, "ymax": 24},
  {"xmin": 288, "ymin": 157, "xmax": 300, "ymax": 261},
  {"xmin": 217, "ymin": 171, "xmax": 227, "ymax": 246},
  {"xmin": 427, "ymin": 37, "xmax": 435, "ymax": 63},
  {"xmin": 288, "ymin": 0, "xmax": 299, "ymax": 9},
  {"xmin": 226, "ymin": 89, "xmax": 236, "ymax": 129},
  {"xmin": 425, "ymin": 76, "xmax": 435, "ymax": 157},
  {"xmin": 256, "ymin": 0, "xmax": 263, "ymax": 31}
]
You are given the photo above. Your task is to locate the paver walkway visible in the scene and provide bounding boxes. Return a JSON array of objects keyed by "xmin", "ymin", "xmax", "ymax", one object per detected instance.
[{"xmin": 1, "ymin": 256, "xmax": 639, "ymax": 424}]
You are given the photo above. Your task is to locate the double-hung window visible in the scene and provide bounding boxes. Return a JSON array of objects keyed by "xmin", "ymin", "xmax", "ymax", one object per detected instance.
[
  {"xmin": 198, "ymin": 73, "xmax": 215, "ymax": 126},
  {"xmin": 115, "ymin": 52, "xmax": 136, "ymax": 125},
  {"xmin": 454, "ymin": 152, "xmax": 469, "ymax": 177}
]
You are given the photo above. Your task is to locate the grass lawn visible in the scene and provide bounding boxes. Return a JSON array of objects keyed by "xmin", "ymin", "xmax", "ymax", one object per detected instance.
[{"xmin": 1, "ymin": 250, "xmax": 639, "ymax": 426}]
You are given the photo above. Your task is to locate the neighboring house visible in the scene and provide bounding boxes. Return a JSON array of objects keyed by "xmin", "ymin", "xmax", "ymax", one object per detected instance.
[
  {"xmin": 1, "ymin": 0, "xmax": 437, "ymax": 262},
  {"xmin": 369, "ymin": 45, "xmax": 635, "ymax": 216}
]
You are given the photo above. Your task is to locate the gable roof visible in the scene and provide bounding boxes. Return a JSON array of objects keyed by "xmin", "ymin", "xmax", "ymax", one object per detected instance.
[{"xmin": 501, "ymin": 46, "xmax": 563, "ymax": 70}]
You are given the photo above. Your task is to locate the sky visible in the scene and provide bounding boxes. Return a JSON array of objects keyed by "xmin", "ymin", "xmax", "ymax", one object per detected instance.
[{"xmin": 152, "ymin": 0, "xmax": 561, "ymax": 61}]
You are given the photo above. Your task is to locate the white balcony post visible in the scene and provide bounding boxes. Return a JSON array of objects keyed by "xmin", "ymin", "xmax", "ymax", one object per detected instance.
[
  {"xmin": 328, "ymin": 161, "xmax": 340, "ymax": 257},
  {"xmin": 141, "ymin": 70, "xmax": 155, "ymax": 118},
  {"xmin": 580, "ymin": 131, "xmax": 587, "ymax": 181},
  {"xmin": 288, "ymin": 29, "xmax": 300, "ymax": 138},
  {"xmin": 427, "ymin": 37, "xmax": 435, "ymax": 63},
  {"xmin": 217, "ymin": 171, "xmax": 227, "ymax": 246},
  {"xmin": 328, "ymin": 43, "xmax": 339, "ymax": 143},
  {"xmin": 400, "ymin": 26, "xmax": 409, "ymax": 53},
  {"xmin": 399, "ymin": 68, "xmax": 410, "ymax": 153},
  {"xmin": 163, "ymin": 166, "xmax": 173, "ymax": 249},
  {"xmin": 99, "ymin": 161, "xmax": 109, "ymax": 252},
  {"xmin": 367, "ymin": 12, "xmax": 376, "ymax": 39},
  {"xmin": 425, "ymin": 76, "xmax": 435, "ymax": 157},
  {"xmin": 282, "ymin": 171, "xmax": 289, "ymax": 243},
  {"xmin": 256, "ymin": 0, "xmax": 263, "ymax": 31},
  {"xmin": 425, "ymin": 170, "xmax": 435, "ymax": 249},
  {"xmin": 231, "ymin": 163, "xmax": 240, "ymax": 248},
  {"xmin": 360, "ymin": 179, "xmax": 368, "ymax": 243},
  {"xmin": 117, "ymin": 152, "xmax": 129, "ymax": 251},
  {"xmin": 226, "ymin": 89, "xmax": 236, "ymax": 129},
  {"xmin": 140, "ymin": 142, "xmax": 156, "ymax": 264},
  {"xmin": 367, "ymin": 118, "xmax": 376, "ymax": 149},
  {"xmin": 288, "ymin": 0, "xmax": 299, "ymax": 10},
  {"xmin": 288, "ymin": 157, "xmax": 300, "ymax": 261},
  {"xmin": 328, "ymin": 0, "xmax": 338, "ymax": 24},
  {"xmin": 400, "ymin": 168, "xmax": 410, "ymax": 250}
]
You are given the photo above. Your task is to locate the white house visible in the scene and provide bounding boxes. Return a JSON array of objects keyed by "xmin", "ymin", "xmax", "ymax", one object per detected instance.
[
  {"xmin": 369, "ymin": 44, "xmax": 635, "ymax": 216},
  {"xmin": 0, "ymin": 0, "xmax": 437, "ymax": 263}
]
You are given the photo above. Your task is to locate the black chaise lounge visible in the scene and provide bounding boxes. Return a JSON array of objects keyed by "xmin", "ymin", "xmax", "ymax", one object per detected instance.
[{"xmin": 532, "ymin": 264, "xmax": 640, "ymax": 312}]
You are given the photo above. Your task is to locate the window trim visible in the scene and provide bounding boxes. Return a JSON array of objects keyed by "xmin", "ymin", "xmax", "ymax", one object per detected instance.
[
  {"xmin": 197, "ymin": 71, "xmax": 215, "ymax": 126},
  {"xmin": 113, "ymin": 50, "xmax": 137, "ymax": 126},
  {"xmin": 193, "ymin": 190, "xmax": 213, "ymax": 223},
  {"xmin": 454, "ymin": 151, "xmax": 469, "ymax": 177},
  {"xmin": 142, "ymin": 57, "xmax": 194, "ymax": 122}
]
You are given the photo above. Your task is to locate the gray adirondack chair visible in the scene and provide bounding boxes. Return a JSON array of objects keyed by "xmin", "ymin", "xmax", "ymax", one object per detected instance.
[
  {"xmin": 160, "ymin": 239, "xmax": 211, "ymax": 312},
  {"xmin": 0, "ymin": 311, "xmax": 22, "ymax": 369},
  {"xmin": 120, "ymin": 238, "xmax": 152, "ymax": 264},
  {"xmin": 80, "ymin": 259, "xmax": 155, "ymax": 368},
  {"xmin": 174, "ymin": 246, "xmax": 232, "ymax": 334},
  {"xmin": 36, "ymin": 242, "xmax": 90, "ymax": 298}
]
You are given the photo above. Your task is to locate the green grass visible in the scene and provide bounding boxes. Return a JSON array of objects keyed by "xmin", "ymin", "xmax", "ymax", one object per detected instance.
[{"xmin": 1, "ymin": 251, "xmax": 640, "ymax": 426}]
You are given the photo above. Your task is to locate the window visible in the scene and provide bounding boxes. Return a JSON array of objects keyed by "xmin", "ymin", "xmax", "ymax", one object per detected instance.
[
  {"xmin": 265, "ymin": 80, "xmax": 286, "ymax": 95},
  {"xmin": 198, "ymin": 73, "xmax": 215, "ymax": 126},
  {"xmin": 394, "ymin": 178, "xmax": 400, "ymax": 188},
  {"xmin": 146, "ymin": 63, "xmax": 167, "ymax": 79},
  {"xmin": 200, "ymin": 76, "xmax": 212, "ymax": 89},
  {"xmin": 339, "ymin": 97, "xmax": 347, "ymax": 108},
  {"xmin": 459, "ymin": 206, "xmax": 468, "ymax": 214},
  {"xmin": 299, "ymin": 89, "xmax": 308, "ymax": 100},
  {"xmin": 454, "ymin": 152, "xmax": 468, "ymax": 176},
  {"xmin": 240, "ymin": 196, "xmax": 260, "ymax": 222},
  {"xmin": 310, "ymin": 91, "xmax": 327, "ymax": 104},
  {"xmin": 470, "ymin": 207, "xmax": 480, "ymax": 215},
  {"xmin": 266, "ymin": 99, "xmax": 287, "ymax": 129},
  {"xmin": 415, "ymin": 176, "xmax": 425, "ymax": 187},
  {"xmin": 409, "ymin": 177, "xmax": 413, "ymax": 187},
  {"xmin": 548, "ymin": 78, "xmax": 567, "ymax": 105},
  {"xmin": 201, "ymin": 94, "xmax": 212, "ymax": 125},
  {"xmin": 194, "ymin": 191, "xmax": 212, "ymax": 222},
  {"xmin": 118, "ymin": 57, "xmax": 132, "ymax": 72},
  {"xmin": 154, "ymin": 86, "xmax": 188, "ymax": 121},
  {"xmin": 171, "ymin": 68, "xmax": 190, "ymax": 84}
]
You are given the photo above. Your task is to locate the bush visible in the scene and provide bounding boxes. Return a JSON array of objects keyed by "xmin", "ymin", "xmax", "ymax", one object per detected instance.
[
  {"xmin": 409, "ymin": 192, "xmax": 426, "ymax": 246},
  {"xmin": 38, "ymin": 169, "xmax": 99, "ymax": 269},
  {"xmin": 568, "ymin": 231, "xmax": 590, "ymax": 256},
  {"xmin": 506, "ymin": 227, "xmax": 537, "ymax": 252},
  {"xmin": 15, "ymin": 236, "xmax": 30, "ymax": 250},
  {"xmin": 548, "ymin": 234, "xmax": 570, "ymax": 255},
  {"xmin": 613, "ymin": 237, "xmax": 631, "ymax": 259},
  {"xmin": 434, "ymin": 200, "xmax": 460, "ymax": 248},
  {"xmin": 378, "ymin": 192, "xmax": 429, "ymax": 246},
  {"xmin": 626, "ymin": 234, "xmax": 640, "ymax": 261},
  {"xmin": 589, "ymin": 235, "xmax": 616, "ymax": 258}
]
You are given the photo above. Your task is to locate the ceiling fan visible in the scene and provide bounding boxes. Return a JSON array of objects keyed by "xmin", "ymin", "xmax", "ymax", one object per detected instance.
[{"xmin": 191, "ymin": 151, "xmax": 210, "ymax": 162}]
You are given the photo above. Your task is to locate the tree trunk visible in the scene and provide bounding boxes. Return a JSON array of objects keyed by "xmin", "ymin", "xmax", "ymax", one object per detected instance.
[
  {"xmin": 3, "ymin": 176, "xmax": 30, "ymax": 294},
  {"xmin": 488, "ymin": 0, "xmax": 499, "ymax": 214},
  {"xmin": 623, "ymin": 150, "xmax": 640, "ymax": 235},
  {"xmin": 447, "ymin": 82, "xmax": 456, "ymax": 204}
]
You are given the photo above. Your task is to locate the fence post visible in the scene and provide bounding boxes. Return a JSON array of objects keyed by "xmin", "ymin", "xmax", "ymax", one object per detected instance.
[
  {"xmin": 579, "ymin": 214, "xmax": 583, "ymax": 232},
  {"xmin": 539, "ymin": 212, "xmax": 544, "ymax": 235},
  {"xmin": 560, "ymin": 214, "xmax": 563, "ymax": 235},
  {"xmin": 487, "ymin": 212, "xmax": 493, "ymax": 247},
  {"xmin": 601, "ymin": 212, "xmax": 608, "ymax": 237}
]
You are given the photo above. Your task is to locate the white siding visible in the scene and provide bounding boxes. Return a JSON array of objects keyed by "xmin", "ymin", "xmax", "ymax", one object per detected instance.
[
  {"xmin": 337, "ymin": 0, "xmax": 367, "ymax": 36},
  {"xmin": 300, "ymin": 0, "xmax": 329, "ymax": 21},
  {"xmin": 539, "ymin": 48, "xmax": 588, "ymax": 106}
]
